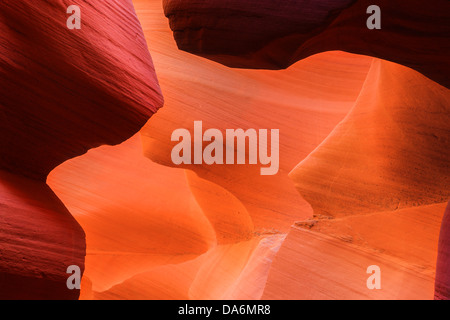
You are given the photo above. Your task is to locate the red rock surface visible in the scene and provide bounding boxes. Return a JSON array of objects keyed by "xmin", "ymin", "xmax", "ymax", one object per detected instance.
[
  {"xmin": 0, "ymin": 0, "xmax": 163, "ymax": 180},
  {"xmin": 163, "ymin": 0, "xmax": 450, "ymax": 88},
  {"xmin": 435, "ymin": 202, "xmax": 450, "ymax": 300},
  {"xmin": 262, "ymin": 203, "xmax": 446, "ymax": 299},
  {"xmin": 0, "ymin": 0, "xmax": 163, "ymax": 299},
  {"xmin": 46, "ymin": 0, "xmax": 446, "ymax": 299},
  {"xmin": 0, "ymin": 170, "xmax": 85, "ymax": 299},
  {"xmin": 48, "ymin": 135, "xmax": 216, "ymax": 293}
]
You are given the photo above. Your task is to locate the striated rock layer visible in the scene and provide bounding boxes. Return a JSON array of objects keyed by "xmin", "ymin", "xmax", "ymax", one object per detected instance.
[
  {"xmin": 45, "ymin": 0, "xmax": 375, "ymax": 299},
  {"xmin": 262, "ymin": 222, "xmax": 437, "ymax": 300},
  {"xmin": 160, "ymin": 0, "xmax": 449, "ymax": 300},
  {"xmin": 0, "ymin": 0, "xmax": 163, "ymax": 299},
  {"xmin": 295, "ymin": 203, "xmax": 447, "ymax": 270},
  {"xmin": 9, "ymin": 0, "xmax": 444, "ymax": 299},
  {"xmin": 0, "ymin": 170, "xmax": 85, "ymax": 300},
  {"xmin": 0, "ymin": 0, "xmax": 163, "ymax": 180},
  {"xmin": 289, "ymin": 59, "xmax": 450, "ymax": 217},
  {"xmin": 163, "ymin": 0, "xmax": 450, "ymax": 88},
  {"xmin": 262, "ymin": 203, "xmax": 446, "ymax": 299},
  {"xmin": 138, "ymin": 1, "xmax": 373, "ymax": 234},
  {"xmin": 48, "ymin": 134, "xmax": 216, "ymax": 293}
]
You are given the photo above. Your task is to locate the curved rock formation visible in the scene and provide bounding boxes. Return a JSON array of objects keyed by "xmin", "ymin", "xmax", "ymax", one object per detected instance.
[
  {"xmin": 1, "ymin": 0, "xmax": 163, "ymax": 180},
  {"xmin": 262, "ymin": 203, "xmax": 446, "ymax": 300},
  {"xmin": 47, "ymin": 132, "xmax": 288, "ymax": 299},
  {"xmin": 0, "ymin": 0, "xmax": 163, "ymax": 299},
  {"xmin": 158, "ymin": 0, "xmax": 450, "ymax": 300},
  {"xmin": 44, "ymin": 0, "xmax": 374, "ymax": 299},
  {"xmin": 163, "ymin": 0, "xmax": 450, "ymax": 88},
  {"xmin": 435, "ymin": 202, "xmax": 450, "ymax": 300},
  {"xmin": 94, "ymin": 235, "xmax": 285, "ymax": 300},
  {"xmin": 139, "ymin": 0, "xmax": 373, "ymax": 233},
  {"xmin": 289, "ymin": 59, "xmax": 450, "ymax": 217},
  {"xmin": 48, "ymin": 134, "xmax": 216, "ymax": 293},
  {"xmin": 0, "ymin": 170, "xmax": 85, "ymax": 300},
  {"xmin": 5, "ymin": 0, "xmax": 444, "ymax": 300}
]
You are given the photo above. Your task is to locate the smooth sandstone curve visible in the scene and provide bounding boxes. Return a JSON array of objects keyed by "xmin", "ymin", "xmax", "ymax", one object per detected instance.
[{"xmin": 289, "ymin": 59, "xmax": 450, "ymax": 217}]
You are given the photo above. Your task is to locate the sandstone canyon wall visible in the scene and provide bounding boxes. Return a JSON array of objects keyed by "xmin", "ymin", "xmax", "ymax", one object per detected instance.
[
  {"xmin": 160, "ymin": 0, "xmax": 450, "ymax": 299},
  {"xmin": 1, "ymin": 0, "xmax": 449, "ymax": 300},
  {"xmin": 435, "ymin": 202, "xmax": 450, "ymax": 300},
  {"xmin": 0, "ymin": 0, "xmax": 163, "ymax": 299},
  {"xmin": 163, "ymin": 0, "xmax": 450, "ymax": 88}
]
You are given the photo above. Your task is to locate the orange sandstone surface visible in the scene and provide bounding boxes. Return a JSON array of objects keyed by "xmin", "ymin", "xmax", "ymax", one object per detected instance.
[
  {"xmin": 290, "ymin": 59, "xmax": 450, "ymax": 216},
  {"xmin": 45, "ymin": 0, "xmax": 449, "ymax": 300},
  {"xmin": 262, "ymin": 203, "xmax": 446, "ymax": 299}
]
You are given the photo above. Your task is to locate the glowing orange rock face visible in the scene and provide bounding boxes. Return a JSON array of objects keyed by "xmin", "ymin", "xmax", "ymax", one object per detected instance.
[
  {"xmin": 290, "ymin": 59, "xmax": 450, "ymax": 217},
  {"xmin": 4, "ymin": 0, "xmax": 446, "ymax": 300},
  {"xmin": 163, "ymin": 0, "xmax": 450, "ymax": 88},
  {"xmin": 48, "ymin": 135, "xmax": 216, "ymax": 293},
  {"xmin": 296, "ymin": 203, "xmax": 447, "ymax": 270},
  {"xmin": 0, "ymin": 0, "xmax": 162, "ymax": 299},
  {"xmin": 93, "ymin": 235, "xmax": 285, "ymax": 300},
  {"xmin": 45, "ymin": 0, "xmax": 450, "ymax": 300},
  {"xmin": 435, "ymin": 202, "xmax": 450, "ymax": 300},
  {"xmin": 134, "ymin": 0, "xmax": 448, "ymax": 300},
  {"xmin": 48, "ymin": 132, "xmax": 289, "ymax": 299},
  {"xmin": 262, "ymin": 224, "xmax": 436, "ymax": 300},
  {"xmin": 0, "ymin": 0, "xmax": 163, "ymax": 180},
  {"xmin": 138, "ymin": 0, "xmax": 374, "ymax": 235},
  {"xmin": 262, "ymin": 203, "xmax": 447, "ymax": 300},
  {"xmin": 0, "ymin": 170, "xmax": 85, "ymax": 299},
  {"xmin": 46, "ymin": 0, "xmax": 374, "ymax": 299}
]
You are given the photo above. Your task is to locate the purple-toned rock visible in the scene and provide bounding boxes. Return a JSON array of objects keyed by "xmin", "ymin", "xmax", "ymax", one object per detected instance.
[{"xmin": 163, "ymin": 0, "xmax": 450, "ymax": 88}]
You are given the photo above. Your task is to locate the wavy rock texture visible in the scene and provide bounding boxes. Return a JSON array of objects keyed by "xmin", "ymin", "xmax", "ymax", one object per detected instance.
[
  {"xmin": 263, "ymin": 203, "xmax": 446, "ymax": 299},
  {"xmin": 0, "ymin": 0, "xmax": 163, "ymax": 179},
  {"xmin": 48, "ymin": 133, "xmax": 288, "ymax": 299},
  {"xmin": 5, "ymin": 0, "xmax": 446, "ymax": 300},
  {"xmin": 0, "ymin": 170, "xmax": 85, "ymax": 299},
  {"xmin": 158, "ymin": 0, "xmax": 449, "ymax": 299},
  {"xmin": 48, "ymin": 134, "xmax": 216, "ymax": 293},
  {"xmin": 262, "ymin": 224, "xmax": 436, "ymax": 300},
  {"xmin": 295, "ymin": 203, "xmax": 447, "ymax": 270},
  {"xmin": 290, "ymin": 59, "xmax": 450, "ymax": 216},
  {"xmin": 46, "ymin": 0, "xmax": 375, "ymax": 299},
  {"xmin": 163, "ymin": 0, "xmax": 450, "ymax": 88},
  {"xmin": 47, "ymin": 0, "xmax": 448, "ymax": 299},
  {"xmin": 435, "ymin": 202, "xmax": 450, "ymax": 300},
  {"xmin": 93, "ymin": 235, "xmax": 285, "ymax": 300},
  {"xmin": 0, "ymin": 0, "xmax": 162, "ymax": 299}
]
